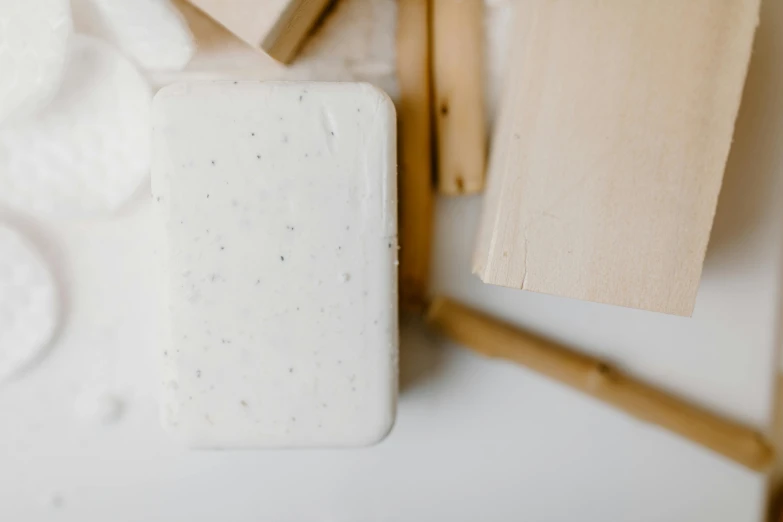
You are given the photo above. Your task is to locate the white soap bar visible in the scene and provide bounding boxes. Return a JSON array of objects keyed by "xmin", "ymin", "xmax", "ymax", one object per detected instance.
[{"xmin": 152, "ymin": 81, "xmax": 398, "ymax": 448}]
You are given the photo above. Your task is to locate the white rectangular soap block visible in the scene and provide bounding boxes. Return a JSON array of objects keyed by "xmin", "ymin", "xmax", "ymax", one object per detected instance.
[{"xmin": 152, "ymin": 81, "xmax": 398, "ymax": 448}]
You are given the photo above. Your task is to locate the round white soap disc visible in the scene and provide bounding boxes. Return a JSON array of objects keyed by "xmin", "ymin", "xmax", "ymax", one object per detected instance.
[
  {"xmin": 0, "ymin": 34, "xmax": 152, "ymax": 217},
  {"xmin": 74, "ymin": 0, "xmax": 195, "ymax": 71},
  {"xmin": 0, "ymin": 224, "xmax": 59, "ymax": 383},
  {"xmin": 0, "ymin": 0, "xmax": 73, "ymax": 124}
]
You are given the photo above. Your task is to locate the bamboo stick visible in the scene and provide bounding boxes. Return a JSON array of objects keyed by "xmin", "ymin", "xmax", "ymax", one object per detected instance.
[
  {"xmin": 397, "ymin": 0, "xmax": 434, "ymax": 310},
  {"xmin": 425, "ymin": 296, "xmax": 775, "ymax": 472},
  {"xmin": 432, "ymin": 0, "xmax": 486, "ymax": 194}
]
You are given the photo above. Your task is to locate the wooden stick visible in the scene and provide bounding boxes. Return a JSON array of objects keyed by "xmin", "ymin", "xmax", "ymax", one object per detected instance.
[
  {"xmin": 425, "ymin": 296, "xmax": 775, "ymax": 472},
  {"xmin": 397, "ymin": 0, "xmax": 434, "ymax": 310},
  {"xmin": 185, "ymin": 0, "xmax": 331, "ymax": 64},
  {"xmin": 432, "ymin": 0, "xmax": 486, "ymax": 194}
]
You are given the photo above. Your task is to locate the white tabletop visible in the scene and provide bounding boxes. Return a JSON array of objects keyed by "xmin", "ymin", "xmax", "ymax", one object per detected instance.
[{"xmin": 1, "ymin": 1, "xmax": 782, "ymax": 521}]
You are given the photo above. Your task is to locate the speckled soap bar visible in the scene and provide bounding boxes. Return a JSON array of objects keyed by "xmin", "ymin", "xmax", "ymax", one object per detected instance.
[{"xmin": 151, "ymin": 81, "xmax": 398, "ymax": 448}]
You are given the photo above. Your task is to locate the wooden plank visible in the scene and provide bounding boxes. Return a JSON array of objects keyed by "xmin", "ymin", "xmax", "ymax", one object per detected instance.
[
  {"xmin": 426, "ymin": 296, "xmax": 775, "ymax": 472},
  {"xmin": 432, "ymin": 0, "xmax": 486, "ymax": 194},
  {"xmin": 473, "ymin": 0, "xmax": 760, "ymax": 315},
  {"xmin": 397, "ymin": 0, "xmax": 434, "ymax": 310},
  {"xmin": 184, "ymin": 0, "xmax": 331, "ymax": 64}
]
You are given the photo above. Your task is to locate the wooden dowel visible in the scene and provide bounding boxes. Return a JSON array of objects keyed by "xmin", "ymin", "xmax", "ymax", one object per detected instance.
[
  {"xmin": 397, "ymin": 0, "xmax": 434, "ymax": 310},
  {"xmin": 432, "ymin": 0, "xmax": 486, "ymax": 195},
  {"xmin": 425, "ymin": 296, "xmax": 775, "ymax": 472}
]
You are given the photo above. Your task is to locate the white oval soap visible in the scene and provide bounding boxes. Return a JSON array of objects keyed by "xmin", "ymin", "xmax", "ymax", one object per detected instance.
[{"xmin": 152, "ymin": 81, "xmax": 398, "ymax": 448}]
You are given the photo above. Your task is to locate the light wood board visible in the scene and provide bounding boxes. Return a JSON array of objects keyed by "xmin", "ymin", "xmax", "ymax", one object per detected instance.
[
  {"xmin": 473, "ymin": 0, "xmax": 760, "ymax": 315},
  {"xmin": 184, "ymin": 0, "xmax": 331, "ymax": 63}
]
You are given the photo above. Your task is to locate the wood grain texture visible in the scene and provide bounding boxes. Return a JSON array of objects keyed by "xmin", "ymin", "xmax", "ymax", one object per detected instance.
[
  {"xmin": 397, "ymin": 0, "xmax": 434, "ymax": 309},
  {"xmin": 432, "ymin": 0, "xmax": 486, "ymax": 194},
  {"xmin": 473, "ymin": 0, "xmax": 761, "ymax": 315},
  {"xmin": 426, "ymin": 296, "xmax": 775, "ymax": 472},
  {"xmin": 184, "ymin": 0, "xmax": 331, "ymax": 63}
]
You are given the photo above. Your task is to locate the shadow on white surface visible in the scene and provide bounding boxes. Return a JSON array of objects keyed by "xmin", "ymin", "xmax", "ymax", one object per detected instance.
[
  {"xmin": 0, "ymin": 209, "xmax": 70, "ymax": 382},
  {"xmin": 399, "ymin": 316, "xmax": 446, "ymax": 394}
]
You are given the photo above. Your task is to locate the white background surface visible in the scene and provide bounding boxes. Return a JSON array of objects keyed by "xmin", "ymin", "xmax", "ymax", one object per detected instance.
[{"xmin": 2, "ymin": 0, "xmax": 783, "ymax": 521}]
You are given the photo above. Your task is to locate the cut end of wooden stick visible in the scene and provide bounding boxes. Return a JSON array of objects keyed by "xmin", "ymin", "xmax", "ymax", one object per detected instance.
[
  {"xmin": 262, "ymin": 0, "xmax": 334, "ymax": 63},
  {"xmin": 743, "ymin": 434, "xmax": 776, "ymax": 472},
  {"xmin": 432, "ymin": 0, "xmax": 486, "ymax": 196},
  {"xmin": 438, "ymin": 173, "xmax": 485, "ymax": 196}
]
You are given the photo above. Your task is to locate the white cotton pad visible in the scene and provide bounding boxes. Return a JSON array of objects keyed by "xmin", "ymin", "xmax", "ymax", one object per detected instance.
[
  {"xmin": 0, "ymin": 0, "xmax": 72, "ymax": 124},
  {"xmin": 73, "ymin": 0, "xmax": 195, "ymax": 71},
  {"xmin": 0, "ymin": 224, "xmax": 58, "ymax": 383},
  {"xmin": 152, "ymin": 81, "xmax": 398, "ymax": 448},
  {"xmin": 0, "ymin": 34, "xmax": 151, "ymax": 217}
]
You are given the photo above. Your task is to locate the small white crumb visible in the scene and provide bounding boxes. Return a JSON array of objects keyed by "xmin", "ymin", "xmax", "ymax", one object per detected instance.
[
  {"xmin": 74, "ymin": 391, "xmax": 125, "ymax": 425},
  {"xmin": 48, "ymin": 493, "xmax": 65, "ymax": 508},
  {"xmin": 340, "ymin": 273, "xmax": 351, "ymax": 283}
]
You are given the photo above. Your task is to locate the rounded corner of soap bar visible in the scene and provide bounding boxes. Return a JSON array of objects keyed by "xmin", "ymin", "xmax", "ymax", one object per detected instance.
[
  {"xmin": 153, "ymin": 82, "xmax": 191, "ymax": 104},
  {"xmin": 353, "ymin": 411, "xmax": 397, "ymax": 448},
  {"xmin": 356, "ymin": 82, "xmax": 396, "ymax": 112}
]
